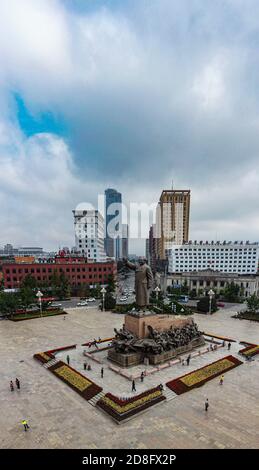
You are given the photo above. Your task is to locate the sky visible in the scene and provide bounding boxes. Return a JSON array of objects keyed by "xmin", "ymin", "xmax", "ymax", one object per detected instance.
[{"xmin": 0, "ymin": 0, "xmax": 259, "ymax": 254}]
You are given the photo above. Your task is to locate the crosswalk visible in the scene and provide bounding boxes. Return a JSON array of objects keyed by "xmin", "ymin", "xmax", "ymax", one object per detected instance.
[{"xmin": 163, "ymin": 387, "xmax": 177, "ymax": 402}]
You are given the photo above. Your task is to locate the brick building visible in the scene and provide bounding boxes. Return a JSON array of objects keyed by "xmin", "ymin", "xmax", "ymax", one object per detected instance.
[{"xmin": 2, "ymin": 253, "xmax": 117, "ymax": 289}]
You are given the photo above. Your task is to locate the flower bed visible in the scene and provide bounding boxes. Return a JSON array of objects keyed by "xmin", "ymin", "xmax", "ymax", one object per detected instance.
[
  {"xmin": 45, "ymin": 344, "xmax": 76, "ymax": 356},
  {"xmin": 239, "ymin": 344, "xmax": 259, "ymax": 358},
  {"xmin": 10, "ymin": 310, "xmax": 67, "ymax": 321},
  {"xmin": 48, "ymin": 361, "xmax": 102, "ymax": 400},
  {"xmin": 202, "ymin": 332, "xmax": 236, "ymax": 342},
  {"xmin": 97, "ymin": 386, "xmax": 166, "ymax": 422},
  {"xmin": 33, "ymin": 352, "xmax": 54, "ymax": 364},
  {"xmin": 166, "ymin": 355, "xmax": 243, "ymax": 395},
  {"xmin": 81, "ymin": 337, "xmax": 114, "ymax": 347}
]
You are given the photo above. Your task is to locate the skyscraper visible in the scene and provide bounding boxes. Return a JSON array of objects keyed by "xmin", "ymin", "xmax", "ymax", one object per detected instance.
[
  {"xmin": 73, "ymin": 209, "xmax": 106, "ymax": 262},
  {"xmin": 104, "ymin": 188, "xmax": 122, "ymax": 259},
  {"xmin": 158, "ymin": 189, "xmax": 191, "ymax": 259}
]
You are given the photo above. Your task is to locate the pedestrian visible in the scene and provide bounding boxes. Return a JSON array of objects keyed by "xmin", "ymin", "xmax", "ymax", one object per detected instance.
[
  {"xmin": 205, "ymin": 399, "xmax": 209, "ymax": 412},
  {"xmin": 22, "ymin": 420, "xmax": 30, "ymax": 431},
  {"xmin": 63, "ymin": 316, "xmax": 66, "ymax": 320},
  {"xmin": 182, "ymin": 359, "xmax": 185, "ymax": 366},
  {"xmin": 87, "ymin": 364, "xmax": 92, "ymax": 371},
  {"xmin": 140, "ymin": 371, "xmax": 145, "ymax": 382},
  {"xmin": 83, "ymin": 362, "xmax": 87, "ymax": 371},
  {"xmin": 186, "ymin": 354, "xmax": 191, "ymax": 366},
  {"xmin": 10, "ymin": 381, "xmax": 14, "ymax": 392},
  {"xmin": 15, "ymin": 378, "xmax": 20, "ymax": 390},
  {"xmin": 159, "ymin": 383, "xmax": 164, "ymax": 392},
  {"xmin": 132, "ymin": 380, "xmax": 136, "ymax": 392},
  {"xmin": 219, "ymin": 375, "xmax": 224, "ymax": 385},
  {"xmin": 101, "ymin": 367, "xmax": 104, "ymax": 378},
  {"xmin": 98, "ymin": 337, "xmax": 101, "ymax": 342},
  {"xmin": 66, "ymin": 355, "xmax": 70, "ymax": 365},
  {"xmin": 222, "ymin": 340, "xmax": 225, "ymax": 347},
  {"xmin": 228, "ymin": 342, "xmax": 231, "ymax": 351}
]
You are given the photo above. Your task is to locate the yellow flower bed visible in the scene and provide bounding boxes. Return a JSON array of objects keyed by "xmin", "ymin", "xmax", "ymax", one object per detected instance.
[
  {"xmin": 243, "ymin": 346, "xmax": 259, "ymax": 356},
  {"xmin": 102, "ymin": 390, "xmax": 162, "ymax": 414},
  {"xmin": 38, "ymin": 352, "xmax": 51, "ymax": 362},
  {"xmin": 180, "ymin": 359, "xmax": 234, "ymax": 387},
  {"xmin": 55, "ymin": 365, "xmax": 92, "ymax": 392}
]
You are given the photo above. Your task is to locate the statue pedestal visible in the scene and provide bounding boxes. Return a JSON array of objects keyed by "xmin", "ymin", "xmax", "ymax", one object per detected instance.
[{"xmin": 125, "ymin": 311, "xmax": 193, "ymax": 339}]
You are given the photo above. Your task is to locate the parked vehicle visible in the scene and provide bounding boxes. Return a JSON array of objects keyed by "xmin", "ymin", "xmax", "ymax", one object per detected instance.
[
  {"xmin": 87, "ymin": 298, "xmax": 96, "ymax": 302},
  {"xmin": 50, "ymin": 302, "xmax": 62, "ymax": 308},
  {"xmin": 77, "ymin": 301, "xmax": 88, "ymax": 307},
  {"xmin": 217, "ymin": 302, "xmax": 225, "ymax": 308}
]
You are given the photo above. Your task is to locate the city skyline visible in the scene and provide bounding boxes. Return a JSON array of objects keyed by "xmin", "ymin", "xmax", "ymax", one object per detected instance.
[{"xmin": 1, "ymin": 1, "xmax": 259, "ymax": 253}]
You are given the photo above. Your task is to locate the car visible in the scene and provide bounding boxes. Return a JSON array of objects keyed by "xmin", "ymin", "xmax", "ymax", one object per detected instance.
[
  {"xmin": 87, "ymin": 297, "xmax": 96, "ymax": 302},
  {"xmin": 50, "ymin": 302, "xmax": 62, "ymax": 308},
  {"xmin": 217, "ymin": 302, "xmax": 225, "ymax": 308},
  {"xmin": 77, "ymin": 301, "xmax": 88, "ymax": 307}
]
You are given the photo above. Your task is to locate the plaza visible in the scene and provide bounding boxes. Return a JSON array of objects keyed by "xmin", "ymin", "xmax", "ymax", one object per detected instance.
[{"xmin": 1, "ymin": 305, "xmax": 259, "ymax": 449}]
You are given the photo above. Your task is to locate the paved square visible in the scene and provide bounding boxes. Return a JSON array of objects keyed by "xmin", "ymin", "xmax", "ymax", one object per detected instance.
[{"xmin": 1, "ymin": 306, "xmax": 259, "ymax": 449}]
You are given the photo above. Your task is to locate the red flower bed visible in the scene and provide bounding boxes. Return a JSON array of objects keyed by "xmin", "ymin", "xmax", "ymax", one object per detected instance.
[
  {"xmin": 48, "ymin": 360, "xmax": 102, "ymax": 400},
  {"xmin": 166, "ymin": 355, "xmax": 243, "ymax": 395},
  {"xmin": 45, "ymin": 344, "xmax": 77, "ymax": 355},
  {"xmin": 97, "ymin": 386, "xmax": 166, "ymax": 423}
]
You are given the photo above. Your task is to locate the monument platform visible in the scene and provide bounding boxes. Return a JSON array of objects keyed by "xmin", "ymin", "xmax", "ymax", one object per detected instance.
[{"xmin": 124, "ymin": 311, "xmax": 193, "ymax": 339}]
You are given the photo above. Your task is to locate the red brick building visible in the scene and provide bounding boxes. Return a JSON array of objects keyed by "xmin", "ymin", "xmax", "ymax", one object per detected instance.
[{"xmin": 2, "ymin": 254, "xmax": 117, "ymax": 289}]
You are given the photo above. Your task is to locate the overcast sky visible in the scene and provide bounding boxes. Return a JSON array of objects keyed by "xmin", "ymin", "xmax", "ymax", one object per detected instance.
[{"xmin": 0, "ymin": 0, "xmax": 259, "ymax": 254}]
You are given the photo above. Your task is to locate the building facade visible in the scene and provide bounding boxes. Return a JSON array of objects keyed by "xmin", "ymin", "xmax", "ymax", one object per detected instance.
[
  {"xmin": 73, "ymin": 209, "xmax": 106, "ymax": 262},
  {"xmin": 162, "ymin": 270, "xmax": 259, "ymax": 298},
  {"xmin": 167, "ymin": 241, "xmax": 259, "ymax": 275},
  {"xmin": 104, "ymin": 188, "xmax": 122, "ymax": 259},
  {"xmin": 2, "ymin": 255, "xmax": 117, "ymax": 289},
  {"xmin": 157, "ymin": 189, "xmax": 190, "ymax": 260}
]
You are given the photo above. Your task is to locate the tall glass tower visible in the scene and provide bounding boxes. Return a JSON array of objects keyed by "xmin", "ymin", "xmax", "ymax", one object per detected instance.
[{"xmin": 104, "ymin": 188, "xmax": 122, "ymax": 259}]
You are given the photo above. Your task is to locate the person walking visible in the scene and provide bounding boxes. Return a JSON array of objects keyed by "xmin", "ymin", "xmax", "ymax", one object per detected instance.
[
  {"xmin": 10, "ymin": 381, "xmax": 14, "ymax": 392},
  {"xmin": 140, "ymin": 371, "xmax": 145, "ymax": 382},
  {"xmin": 83, "ymin": 362, "xmax": 87, "ymax": 371},
  {"xmin": 132, "ymin": 380, "xmax": 136, "ymax": 392},
  {"xmin": 205, "ymin": 399, "xmax": 209, "ymax": 412},
  {"xmin": 219, "ymin": 375, "xmax": 224, "ymax": 385},
  {"xmin": 101, "ymin": 367, "xmax": 104, "ymax": 378},
  {"xmin": 228, "ymin": 342, "xmax": 231, "ymax": 351},
  {"xmin": 66, "ymin": 355, "xmax": 70, "ymax": 365},
  {"xmin": 186, "ymin": 354, "xmax": 191, "ymax": 366},
  {"xmin": 22, "ymin": 420, "xmax": 30, "ymax": 431},
  {"xmin": 15, "ymin": 378, "xmax": 20, "ymax": 390}
]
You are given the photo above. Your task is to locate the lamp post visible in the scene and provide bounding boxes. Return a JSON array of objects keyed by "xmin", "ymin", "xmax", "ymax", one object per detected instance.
[
  {"xmin": 36, "ymin": 290, "xmax": 43, "ymax": 318},
  {"xmin": 154, "ymin": 286, "xmax": 161, "ymax": 303},
  {"xmin": 101, "ymin": 287, "xmax": 106, "ymax": 312},
  {"xmin": 208, "ymin": 289, "xmax": 215, "ymax": 315}
]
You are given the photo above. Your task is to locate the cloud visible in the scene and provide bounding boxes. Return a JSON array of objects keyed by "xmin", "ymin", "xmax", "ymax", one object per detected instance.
[{"xmin": 0, "ymin": 0, "xmax": 259, "ymax": 251}]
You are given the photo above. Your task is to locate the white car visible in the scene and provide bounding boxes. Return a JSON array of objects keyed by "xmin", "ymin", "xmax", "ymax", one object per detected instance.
[
  {"xmin": 77, "ymin": 301, "xmax": 88, "ymax": 307},
  {"xmin": 50, "ymin": 302, "xmax": 62, "ymax": 307},
  {"xmin": 119, "ymin": 297, "xmax": 128, "ymax": 302},
  {"xmin": 87, "ymin": 297, "xmax": 96, "ymax": 302}
]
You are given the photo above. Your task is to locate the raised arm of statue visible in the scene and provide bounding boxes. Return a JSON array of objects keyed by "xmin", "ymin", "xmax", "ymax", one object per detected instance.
[
  {"xmin": 146, "ymin": 265, "xmax": 153, "ymax": 289},
  {"xmin": 125, "ymin": 259, "xmax": 136, "ymax": 271}
]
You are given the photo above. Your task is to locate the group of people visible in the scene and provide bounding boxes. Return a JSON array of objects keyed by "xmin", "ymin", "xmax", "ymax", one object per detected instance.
[{"xmin": 10, "ymin": 378, "xmax": 20, "ymax": 392}]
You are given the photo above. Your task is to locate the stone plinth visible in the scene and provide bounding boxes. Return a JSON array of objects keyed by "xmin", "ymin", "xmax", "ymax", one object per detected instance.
[
  {"xmin": 125, "ymin": 312, "xmax": 192, "ymax": 339},
  {"xmin": 148, "ymin": 336, "xmax": 205, "ymax": 365},
  {"xmin": 108, "ymin": 349, "xmax": 142, "ymax": 367}
]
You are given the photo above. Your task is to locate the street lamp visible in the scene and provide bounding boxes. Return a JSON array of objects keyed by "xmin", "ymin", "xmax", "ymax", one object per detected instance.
[
  {"xmin": 208, "ymin": 289, "xmax": 215, "ymax": 315},
  {"xmin": 36, "ymin": 290, "xmax": 43, "ymax": 318},
  {"xmin": 101, "ymin": 287, "xmax": 106, "ymax": 312},
  {"xmin": 154, "ymin": 286, "xmax": 161, "ymax": 302}
]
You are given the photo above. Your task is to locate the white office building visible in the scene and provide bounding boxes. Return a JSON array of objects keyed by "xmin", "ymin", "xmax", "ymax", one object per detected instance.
[
  {"xmin": 73, "ymin": 209, "xmax": 107, "ymax": 262},
  {"xmin": 167, "ymin": 241, "xmax": 259, "ymax": 275}
]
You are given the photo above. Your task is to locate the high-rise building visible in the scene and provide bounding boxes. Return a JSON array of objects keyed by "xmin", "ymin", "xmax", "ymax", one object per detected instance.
[
  {"xmin": 158, "ymin": 189, "xmax": 190, "ymax": 259},
  {"xmin": 121, "ymin": 224, "xmax": 129, "ymax": 259},
  {"xmin": 73, "ymin": 209, "xmax": 106, "ymax": 262},
  {"xmin": 104, "ymin": 188, "xmax": 122, "ymax": 259}
]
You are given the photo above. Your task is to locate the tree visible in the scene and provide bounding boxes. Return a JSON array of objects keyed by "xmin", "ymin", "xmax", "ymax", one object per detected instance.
[
  {"xmin": 197, "ymin": 296, "xmax": 217, "ymax": 314},
  {"xmin": 106, "ymin": 274, "xmax": 116, "ymax": 294},
  {"xmin": 21, "ymin": 274, "xmax": 37, "ymax": 290},
  {"xmin": 104, "ymin": 292, "xmax": 116, "ymax": 310},
  {"xmin": 223, "ymin": 282, "xmax": 240, "ymax": 302},
  {"xmin": 0, "ymin": 292, "xmax": 20, "ymax": 317},
  {"xmin": 246, "ymin": 294, "xmax": 259, "ymax": 314},
  {"xmin": 59, "ymin": 272, "xmax": 70, "ymax": 299},
  {"xmin": 20, "ymin": 286, "xmax": 36, "ymax": 310}
]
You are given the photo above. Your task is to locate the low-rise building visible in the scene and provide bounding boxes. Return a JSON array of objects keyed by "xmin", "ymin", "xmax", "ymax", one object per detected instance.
[
  {"xmin": 2, "ymin": 253, "xmax": 116, "ymax": 289},
  {"xmin": 161, "ymin": 270, "xmax": 259, "ymax": 298}
]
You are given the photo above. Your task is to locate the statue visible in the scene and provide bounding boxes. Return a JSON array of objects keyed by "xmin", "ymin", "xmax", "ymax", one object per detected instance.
[{"xmin": 124, "ymin": 257, "xmax": 153, "ymax": 310}]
